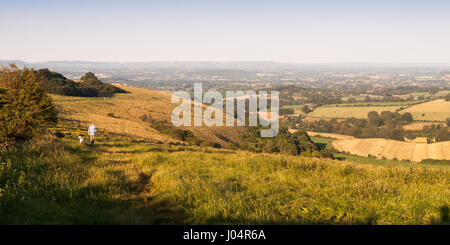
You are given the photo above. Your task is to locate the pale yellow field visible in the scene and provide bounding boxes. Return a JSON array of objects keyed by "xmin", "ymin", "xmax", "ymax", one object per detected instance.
[
  {"xmin": 400, "ymin": 99, "xmax": 450, "ymax": 121},
  {"xmin": 402, "ymin": 122, "xmax": 447, "ymax": 131},
  {"xmin": 288, "ymin": 130, "xmax": 356, "ymax": 139},
  {"xmin": 433, "ymin": 90, "xmax": 450, "ymax": 98},
  {"xmin": 332, "ymin": 138, "xmax": 450, "ymax": 162},
  {"xmin": 52, "ymin": 85, "xmax": 245, "ymax": 145},
  {"xmin": 307, "ymin": 106, "xmax": 401, "ymax": 119},
  {"xmin": 301, "ymin": 117, "xmax": 344, "ymax": 123},
  {"xmin": 306, "ymin": 131, "xmax": 356, "ymax": 140}
]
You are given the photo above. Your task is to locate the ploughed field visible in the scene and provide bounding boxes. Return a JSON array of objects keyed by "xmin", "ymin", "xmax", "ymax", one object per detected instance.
[{"xmin": 332, "ymin": 138, "xmax": 450, "ymax": 162}]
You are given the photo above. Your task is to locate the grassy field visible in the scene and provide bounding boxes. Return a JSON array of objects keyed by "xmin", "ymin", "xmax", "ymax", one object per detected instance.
[
  {"xmin": 289, "ymin": 130, "xmax": 356, "ymax": 140},
  {"xmin": 2, "ymin": 87, "xmax": 449, "ymax": 225},
  {"xmin": 307, "ymin": 131, "xmax": 356, "ymax": 140},
  {"xmin": 309, "ymin": 136, "xmax": 438, "ymax": 168},
  {"xmin": 393, "ymin": 92, "xmax": 431, "ymax": 99},
  {"xmin": 399, "ymin": 99, "xmax": 450, "ymax": 122},
  {"xmin": 281, "ymin": 105, "xmax": 304, "ymax": 110},
  {"xmin": 307, "ymin": 106, "xmax": 402, "ymax": 119},
  {"xmin": 1, "ymin": 135, "xmax": 449, "ymax": 225},
  {"xmin": 392, "ymin": 91, "xmax": 449, "ymax": 100},
  {"xmin": 433, "ymin": 90, "xmax": 450, "ymax": 98},
  {"xmin": 325, "ymin": 100, "xmax": 425, "ymax": 107},
  {"xmin": 403, "ymin": 122, "xmax": 447, "ymax": 131}
]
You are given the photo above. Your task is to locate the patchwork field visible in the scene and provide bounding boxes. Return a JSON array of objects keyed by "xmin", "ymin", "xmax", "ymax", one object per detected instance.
[
  {"xmin": 307, "ymin": 106, "xmax": 402, "ymax": 119},
  {"xmin": 332, "ymin": 138, "xmax": 450, "ymax": 162},
  {"xmin": 399, "ymin": 99, "xmax": 450, "ymax": 121}
]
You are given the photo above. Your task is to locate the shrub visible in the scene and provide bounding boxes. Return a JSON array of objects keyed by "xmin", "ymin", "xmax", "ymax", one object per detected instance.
[
  {"xmin": 140, "ymin": 113, "xmax": 204, "ymax": 145},
  {"xmin": 0, "ymin": 65, "xmax": 58, "ymax": 144},
  {"xmin": 54, "ymin": 131, "xmax": 65, "ymax": 138},
  {"xmin": 36, "ymin": 69, "xmax": 126, "ymax": 97},
  {"xmin": 224, "ymin": 142, "xmax": 239, "ymax": 150},
  {"xmin": 401, "ymin": 112, "xmax": 413, "ymax": 122},
  {"xmin": 107, "ymin": 112, "xmax": 119, "ymax": 118},
  {"xmin": 420, "ymin": 159, "xmax": 450, "ymax": 165}
]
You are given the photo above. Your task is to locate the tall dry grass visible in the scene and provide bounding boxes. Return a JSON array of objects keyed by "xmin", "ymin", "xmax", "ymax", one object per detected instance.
[{"xmin": 1, "ymin": 136, "xmax": 449, "ymax": 224}]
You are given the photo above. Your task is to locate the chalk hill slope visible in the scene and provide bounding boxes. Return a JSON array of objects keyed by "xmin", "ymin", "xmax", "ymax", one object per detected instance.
[{"xmin": 52, "ymin": 85, "xmax": 245, "ymax": 145}]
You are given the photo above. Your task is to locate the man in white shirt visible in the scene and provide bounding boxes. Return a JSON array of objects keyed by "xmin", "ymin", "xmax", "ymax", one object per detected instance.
[{"xmin": 88, "ymin": 123, "xmax": 97, "ymax": 145}]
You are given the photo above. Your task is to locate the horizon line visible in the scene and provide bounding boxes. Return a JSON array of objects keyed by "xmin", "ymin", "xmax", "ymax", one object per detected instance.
[{"xmin": 2, "ymin": 59, "xmax": 450, "ymax": 66}]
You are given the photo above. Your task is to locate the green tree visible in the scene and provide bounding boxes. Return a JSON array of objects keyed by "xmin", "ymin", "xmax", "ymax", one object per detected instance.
[
  {"xmin": 401, "ymin": 112, "xmax": 413, "ymax": 122},
  {"xmin": 0, "ymin": 65, "xmax": 58, "ymax": 143},
  {"xmin": 301, "ymin": 105, "xmax": 310, "ymax": 113},
  {"xmin": 380, "ymin": 111, "xmax": 394, "ymax": 124},
  {"xmin": 367, "ymin": 111, "xmax": 381, "ymax": 126},
  {"xmin": 80, "ymin": 72, "xmax": 126, "ymax": 96}
]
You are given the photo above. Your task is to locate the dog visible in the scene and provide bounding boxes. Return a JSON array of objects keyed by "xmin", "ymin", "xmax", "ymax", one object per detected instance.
[{"xmin": 78, "ymin": 136, "xmax": 85, "ymax": 144}]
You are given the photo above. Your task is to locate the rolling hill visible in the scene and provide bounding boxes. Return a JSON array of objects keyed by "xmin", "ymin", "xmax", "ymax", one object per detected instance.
[
  {"xmin": 2, "ymin": 83, "xmax": 449, "ymax": 225},
  {"xmin": 51, "ymin": 85, "xmax": 245, "ymax": 145}
]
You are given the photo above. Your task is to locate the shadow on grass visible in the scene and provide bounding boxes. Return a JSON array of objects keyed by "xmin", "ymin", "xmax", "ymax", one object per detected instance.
[
  {"xmin": 314, "ymin": 142, "xmax": 328, "ymax": 151},
  {"xmin": 432, "ymin": 206, "xmax": 450, "ymax": 225},
  {"xmin": 95, "ymin": 142, "xmax": 235, "ymax": 155},
  {"xmin": 0, "ymin": 166, "xmax": 188, "ymax": 225}
]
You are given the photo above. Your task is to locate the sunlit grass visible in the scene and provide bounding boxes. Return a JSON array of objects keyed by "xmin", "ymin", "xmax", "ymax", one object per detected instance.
[{"xmin": 1, "ymin": 136, "xmax": 448, "ymax": 224}]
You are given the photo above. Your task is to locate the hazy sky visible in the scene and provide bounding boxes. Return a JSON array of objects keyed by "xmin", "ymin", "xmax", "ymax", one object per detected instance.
[{"xmin": 1, "ymin": 0, "xmax": 450, "ymax": 63}]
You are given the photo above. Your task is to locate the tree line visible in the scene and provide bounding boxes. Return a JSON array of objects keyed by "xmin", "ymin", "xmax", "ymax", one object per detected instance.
[
  {"xmin": 291, "ymin": 110, "xmax": 450, "ymax": 142},
  {"xmin": 240, "ymin": 124, "xmax": 334, "ymax": 158}
]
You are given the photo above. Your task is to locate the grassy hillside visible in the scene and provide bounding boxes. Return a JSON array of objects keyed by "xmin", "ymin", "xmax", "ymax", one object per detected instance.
[
  {"xmin": 2, "ymin": 85, "xmax": 449, "ymax": 225},
  {"xmin": 52, "ymin": 85, "xmax": 245, "ymax": 146},
  {"xmin": 1, "ymin": 135, "xmax": 449, "ymax": 225}
]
